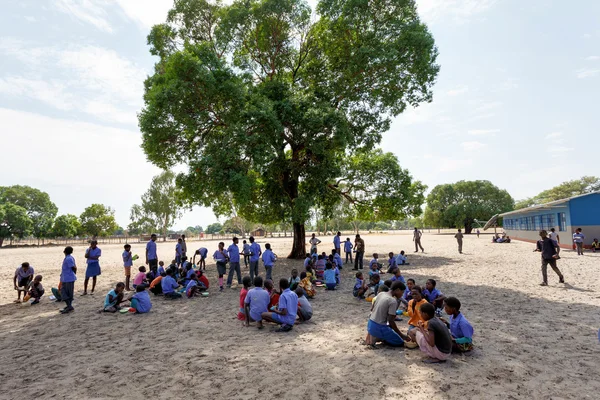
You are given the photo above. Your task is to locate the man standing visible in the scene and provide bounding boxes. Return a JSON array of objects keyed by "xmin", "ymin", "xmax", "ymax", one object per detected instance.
[
  {"xmin": 309, "ymin": 233, "xmax": 321, "ymax": 254},
  {"xmin": 455, "ymin": 229, "xmax": 464, "ymax": 254},
  {"xmin": 573, "ymin": 228, "xmax": 585, "ymax": 256},
  {"xmin": 536, "ymin": 230, "xmax": 564, "ymax": 286},
  {"xmin": 333, "ymin": 231, "xmax": 342, "ymax": 256},
  {"xmin": 354, "ymin": 234, "xmax": 365, "ymax": 270},
  {"xmin": 548, "ymin": 228, "xmax": 560, "ymax": 258},
  {"xmin": 146, "ymin": 234, "xmax": 158, "ymax": 273},
  {"xmin": 227, "ymin": 237, "xmax": 242, "ymax": 288},
  {"xmin": 248, "ymin": 236, "xmax": 262, "ymax": 281},
  {"xmin": 413, "ymin": 228, "xmax": 424, "ymax": 253},
  {"xmin": 365, "ymin": 281, "xmax": 411, "ymax": 346}
]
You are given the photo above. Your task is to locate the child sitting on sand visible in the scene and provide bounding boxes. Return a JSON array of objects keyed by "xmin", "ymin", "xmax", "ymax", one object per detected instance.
[
  {"xmin": 103, "ymin": 282, "xmax": 127, "ymax": 313},
  {"xmin": 423, "ymin": 279, "xmax": 446, "ymax": 314},
  {"xmin": 390, "ymin": 268, "xmax": 406, "ymax": 284},
  {"xmin": 592, "ymin": 238, "xmax": 600, "ymax": 253},
  {"xmin": 161, "ymin": 269, "xmax": 182, "ymax": 299},
  {"xmin": 396, "ymin": 251, "xmax": 409, "ymax": 265},
  {"xmin": 186, "ymin": 273, "xmax": 207, "ymax": 298},
  {"xmin": 304, "ymin": 253, "xmax": 312, "ymax": 269},
  {"xmin": 324, "ymin": 263, "xmax": 337, "ymax": 290},
  {"xmin": 296, "ymin": 287, "xmax": 313, "ymax": 322},
  {"xmin": 407, "ymin": 286, "xmax": 428, "ymax": 329},
  {"xmin": 265, "ymin": 279, "xmax": 280, "ymax": 309},
  {"xmin": 408, "ymin": 302, "xmax": 453, "ymax": 363},
  {"xmin": 244, "ymin": 276, "xmax": 271, "ymax": 329},
  {"xmin": 401, "ymin": 278, "xmax": 415, "ymax": 308},
  {"xmin": 314, "ymin": 255, "xmax": 326, "ymax": 281},
  {"xmin": 196, "ymin": 269, "xmax": 210, "ymax": 290},
  {"xmin": 298, "ymin": 272, "xmax": 316, "ymax": 298},
  {"xmin": 386, "ymin": 252, "xmax": 398, "ymax": 274},
  {"xmin": 149, "ymin": 272, "xmax": 165, "ymax": 295},
  {"xmin": 158, "ymin": 260, "xmax": 166, "ymax": 276},
  {"xmin": 289, "ymin": 269, "xmax": 301, "ymax": 291},
  {"xmin": 26, "ymin": 275, "xmax": 45, "ymax": 305},
  {"xmin": 133, "ymin": 266, "xmax": 148, "ymax": 289},
  {"xmin": 369, "ymin": 253, "xmax": 383, "ymax": 273},
  {"xmin": 366, "ymin": 274, "xmax": 383, "ymax": 299},
  {"xmin": 353, "ymin": 271, "xmax": 368, "ymax": 299},
  {"xmin": 238, "ymin": 276, "xmax": 253, "ymax": 320},
  {"xmin": 440, "ymin": 297, "xmax": 474, "ymax": 352},
  {"xmin": 130, "ymin": 285, "xmax": 152, "ymax": 313}
]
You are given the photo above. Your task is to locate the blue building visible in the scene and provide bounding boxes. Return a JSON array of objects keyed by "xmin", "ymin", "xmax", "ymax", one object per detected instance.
[{"xmin": 499, "ymin": 192, "xmax": 600, "ymax": 248}]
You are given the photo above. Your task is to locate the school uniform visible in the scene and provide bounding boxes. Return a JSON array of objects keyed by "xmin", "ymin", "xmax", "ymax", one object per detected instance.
[
  {"xmin": 262, "ymin": 249, "xmax": 276, "ymax": 281},
  {"xmin": 244, "ymin": 287, "xmax": 270, "ymax": 322},
  {"xmin": 213, "ymin": 250, "xmax": 228, "ymax": 276},
  {"xmin": 85, "ymin": 247, "xmax": 102, "ymax": 278},
  {"xmin": 131, "ymin": 290, "xmax": 152, "ymax": 313},
  {"xmin": 344, "ymin": 241, "xmax": 353, "ymax": 264},
  {"xmin": 271, "ymin": 288, "xmax": 298, "ymax": 327},
  {"xmin": 60, "ymin": 255, "xmax": 77, "ymax": 309},
  {"xmin": 146, "ymin": 240, "xmax": 158, "ymax": 269},
  {"xmin": 249, "ymin": 242, "xmax": 261, "ymax": 281},
  {"xmin": 227, "ymin": 243, "xmax": 242, "ymax": 287}
]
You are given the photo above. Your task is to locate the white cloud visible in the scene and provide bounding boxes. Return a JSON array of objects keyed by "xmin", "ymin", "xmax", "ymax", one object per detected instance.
[
  {"xmin": 446, "ymin": 86, "xmax": 469, "ymax": 96},
  {"xmin": 24, "ymin": 16, "xmax": 37, "ymax": 22},
  {"xmin": 475, "ymin": 101, "xmax": 502, "ymax": 112},
  {"xmin": 55, "ymin": 0, "xmax": 113, "ymax": 33},
  {"xmin": 585, "ymin": 56, "xmax": 600, "ymax": 61},
  {"xmin": 468, "ymin": 129, "xmax": 500, "ymax": 136},
  {"xmin": 461, "ymin": 141, "xmax": 486, "ymax": 151},
  {"xmin": 417, "ymin": 0, "xmax": 497, "ymax": 23},
  {"xmin": 547, "ymin": 145, "xmax": 574, "ymax": 154},
  {"xmin": 583, "ymin": 33, "xmax": 592, "ymax": 39},
  {"xmin": 114, "ymin": 0, "xmax": 173, "ymax": 29},
  {"xmin": 0, "ymin": 39, "xmax": 146, "ymax": 125},
  {"xmin": 437, "ymin": 157, "xmax": 473, "ymax": 173},
  {"xmin": 545, "ymin": 132, "xmax": 563, "ymax": 139},
  {"xmin": 576, "ymin": 68, "xmax": 600, "ymax": 79},
  {"xmin": 395, "ymin": 102, "xmax": 442, "ymax": 126}
]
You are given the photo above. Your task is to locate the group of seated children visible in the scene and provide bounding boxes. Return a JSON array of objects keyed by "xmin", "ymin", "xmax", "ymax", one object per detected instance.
[
  {"xmin": 364, "ymin": 276, "xmax": 474, "ymax": 362},
  {"xmin": 102, "ymin": 282, "xmax": 152, "ymax": 314},
  {"xmin": 304, "ymin": 250, "xmax": 341, "ymax": 290},
  {"xmin": 239, "ymin": 276, "xmax": 312, "ymax": 332}
]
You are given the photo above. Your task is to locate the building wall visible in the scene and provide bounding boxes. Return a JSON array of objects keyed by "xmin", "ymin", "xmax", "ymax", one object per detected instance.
[
  {"xmin": 569, "ymin": 193, "xmax": 600, "ymax": 226},
  {"xmin": 502, "ymin": 204, "xmax": 572, "ymax": 248}
]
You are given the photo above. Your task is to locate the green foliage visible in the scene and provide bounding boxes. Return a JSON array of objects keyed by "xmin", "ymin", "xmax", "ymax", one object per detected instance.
[
  {"xmin": 515, "ymin": 176, "xmax": 600, "ymax": 209},
  {"xmin": 424, "ymin": 180, "xmax": 514, "ymax": 233},
  {"xmin": 0, "ymin": 185, "xmax": 58, "ymax": 239},
  {"xmin": 223, "ymin": 216, "xmax": 255, "ymax": 236},
  {"xmin": 140, "ymin": 0, "xmax": 438, "ymax": 256},
  {"xmin": 206, "ymin": 222, "xmax": 223, "ymax": 234},
  {"xmin": 80, "ymin": 204, "xmax": 119, "ymax": 237},
  {"xmin": 128, "ymin": 170, "xmax": 185, "ymax": 237},
  {"xmin": 51, "ymin": 214, "xmax": 82, "ymax": 238},
  {"xmin": 0, "ymin": 203, "xmax": 33, "ymax": 242},
  {"xmin": 186, "ymin": 225, "xmax": 204, "ymax": 234}
]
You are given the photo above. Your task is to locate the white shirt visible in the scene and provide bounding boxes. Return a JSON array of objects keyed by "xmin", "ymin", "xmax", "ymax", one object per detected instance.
[{"xmin": 549, "ymin": 231, "xmax": 558, "ymax": 241}]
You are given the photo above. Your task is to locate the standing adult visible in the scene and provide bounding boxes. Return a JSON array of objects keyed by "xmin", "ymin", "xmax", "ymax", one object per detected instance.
[
  {"xmin": 82, "ymin": 240, "xmax": 101, "ymax": 295},
  {"xmin": 13, "ymin": 262, "xmax": 34, "ymax": 303},
  {"xmin": 413, "ymin": 228, "xmax": 424, "ymax": 253},
  {"xmin": 227, "ymin": 237, "xmax": 242, "ymax": 288},
  {"xmin": 548, "ymin": 228, "xmax": 561, "ymax": 258},
  {"xmin": 536, "ymin": 230, "xmax": 564, "ymax": 286},
  {"xmin": 333, "ymin": 231, "xmax": 342, "ymax": 256},
  {"xmin": 573, "ymin": 228, "xmax": 585, "ymax": 256},
  {"xmin": 455, "ymin": 229, "xmax": 464, "ymax": 254},
  {"xmin": 354, "ymin": 234, "xmax": 365, "ymax": 270},
  {"xmin": 180, "ymin": 234, "xmax": 188, "ymax": 260},
  {"xmin": 60, "ymin": 246, "xmax": 77, "ymax": 314},
  {"xmin": 365, "ymin": 281, "xmax": 411, "ymax": 346},
  {"xmin": 146, "ymin": 234, "xmax": 158, "ymax": 273},
  {"xmin": 309, "ymin": 233, "xmax": 321, "ymax": 254},
  {"xmin": 248, "ymin": 236, "xmax": 262, "ymax": 281}
]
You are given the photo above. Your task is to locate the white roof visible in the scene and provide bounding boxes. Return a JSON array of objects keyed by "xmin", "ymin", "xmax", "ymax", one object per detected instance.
[{"xmin": 500, "ymin": 191, "xmax": 600, "ymax": 217}]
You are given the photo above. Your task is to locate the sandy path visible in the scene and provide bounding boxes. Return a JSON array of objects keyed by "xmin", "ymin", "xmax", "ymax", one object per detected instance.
[{"xmin": 1, "ymin": 233, "xmax": 599, "ymax": 399}]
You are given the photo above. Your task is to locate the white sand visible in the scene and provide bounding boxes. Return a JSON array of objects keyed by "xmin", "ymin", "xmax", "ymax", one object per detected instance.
[{"xmin": 1, "ymin": 233, "xmax": 600, "ymax": 399}]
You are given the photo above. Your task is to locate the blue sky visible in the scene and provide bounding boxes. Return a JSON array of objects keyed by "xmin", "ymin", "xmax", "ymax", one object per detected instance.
[{"xmin": 1, "ymin": 0, "xmax": 598, "ymax": 230}]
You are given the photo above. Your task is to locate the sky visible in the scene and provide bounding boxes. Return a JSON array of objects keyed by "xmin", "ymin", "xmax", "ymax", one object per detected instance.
[{"xmin": 1, "ymin": 0, "xmax": 599, "ymax": 230}]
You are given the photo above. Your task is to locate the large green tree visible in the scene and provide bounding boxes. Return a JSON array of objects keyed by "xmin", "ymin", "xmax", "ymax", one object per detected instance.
[
  {"xmin": 515, "ymin": 176, "xmax": 600, "ymax": 209},
  {"xmin": 140, "ymin": 0, "xmax": 437, "ymax": 257},
  {"xmin": 424, "ymin": 180, "xmax": 514, "ymax": 233},
  {"xmin": 128, "ymin": 170, "xmax": 185, "ymax": 240},
  {"xmin": 0, "ymin": 185, "xmax": 58, "ymax": 241},
  {"xmin": 51, "ymin": 214, "xmax": 82, "ymax": 238},
  {"xmin": 80, "ymin": 204, "xmax": 119, "ymax": 237},
  {"xmin": 0, "ymin": 203, "xmax": 33, "ymax": 246}
]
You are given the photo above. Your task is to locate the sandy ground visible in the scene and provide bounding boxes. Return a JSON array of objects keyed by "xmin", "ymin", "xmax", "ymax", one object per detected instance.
[{"xmin": 1, "ymin": 233, "xmax": 600, "ymax": 399}]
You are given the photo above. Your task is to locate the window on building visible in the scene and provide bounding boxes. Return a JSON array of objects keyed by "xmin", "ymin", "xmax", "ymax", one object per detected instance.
[{"xmin": 559, "ymin": 212, "xmax": 566, "ymax": 231}]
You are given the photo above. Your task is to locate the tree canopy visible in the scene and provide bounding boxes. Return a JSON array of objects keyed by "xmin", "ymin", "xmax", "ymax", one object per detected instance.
[
  {"xmin": 140, "ymin": 0, "xmax": 438, "ymax": 257},
  {"xmin": 515, "ymin": 176, "xmax": 600, "ymax": 209},
  {"xmin": 128, "ymin": 170, "xmax": 185, "ymax": 239},
  {"xmin": 80, "ymin": 204, "xmax": 119, "ymax": 237},
  {"xmin": 0, "ymin": 203, "xmax": 32, "ymax": 246},
  {"xmin": 51, "ymin": 214, "xmax": 82, "ymax": 238},
  {"xmin": 423, "ymin": 180, "xmax": 514, "ymax": 233},
  {"xmin": 0, "ymin": 185, "xmax": 58, "ymax": 240}
]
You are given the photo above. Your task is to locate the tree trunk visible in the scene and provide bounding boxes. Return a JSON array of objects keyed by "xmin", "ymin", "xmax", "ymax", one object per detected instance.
[
  {"xmin": 0, "ymin": 237, "xmax": 3, "ymax": 247},
  {"xmin": 464, "ymin": 224, "xmax": 473, "ymax": 234},
  {"xmin": 288, "ymin": 222, "xmax": 306, "ymax": 259}
]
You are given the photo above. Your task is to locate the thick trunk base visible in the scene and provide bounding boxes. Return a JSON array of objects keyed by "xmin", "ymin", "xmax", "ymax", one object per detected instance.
[{"xmin": 288, "ymin": 223, "xmax": 306, "ymax": 259}]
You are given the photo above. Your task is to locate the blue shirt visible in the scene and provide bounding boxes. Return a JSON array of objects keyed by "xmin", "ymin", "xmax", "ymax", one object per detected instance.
[
  {"xmin": 402, "ymin": 288, "xmax": 413, "ymax": 302},
  {"xmin": 161, "ymin": 275, "xmax": 179, "ymax": 294},
  {"xmin": 333, "ymin": 235, "xmax": 341, "ymax": 248},
  {"xmin": 122, "ymin": 251, "xmax": 132, "ymax": 267},
  {"xmin": 354, "ymin": 278, "xmax": 363, "ymax": 290},
  {"xmin": 146, "ymin": 240, "xmax": 157, "ymax": 260},
  {"xmin": 334, "ymin": 253, "xmax": 343, "ymax": 268},
  {"xmin": 324, "ymin": 269, "xmax": 336, "ymax": 284},
  {"xmin": 104, "ymin": 289, "xmax": 119, "ymax": 308},
  {"xmin": 423, "ymin": 288, "xmax": 442, "ymax": 303},
  {"xmin": 277, "ymin": 288, "xmax": 298, "ymax": 326},
  {"xmin": 450, "ymin": 312, "xmax": 474, "ymax": 340},
  {"xmin": 213, "ymin": 249, "xmax": 227, "ymax": 262},
  {"xmin": 186, "ymin": 280, "xmax": 198, "ymax": 292},
  {"xmin": 573, "ymin": 233, "xmax": 585, "ymax": 243},
  {"xmin": 390, "ymin": 274, "xmax": 406, "ymax": 284},
  {"xmin": 60, "ymin": 255, "xmax": 77, "ymax": 283},
  {"xmin": 304, "ymin": 257, "xmax": 311, "ymax": 267},
  {"xmin": 262, "ymin": 249, "xmax": 276, "ymax": 266},
  {"xmin": 369, "ymin": 259, "xmax": 379, "ymax": 269},
  {"xmin": 244, "ymin": 287, "xmax": 270, "ymax": 316},
  {"xmin": 388, "ymin": 257, "xmax": 397, "ymax": 270},
  {"xmin": 198, "ymin": 248, "xmax": 208, "ymax": 258},
  {"xmin": 249, "ymin": 242, "xmax": 261, "ymax": 262},
  {"xmin": 396, "ymin": 254, "xmax": 407, "ymax": 264},
  {"xmin": 132, "ymin": 290, "xmax": 152, "ymax": 313},
  {"xmin": 228, "ymin": 243, "xmax": 240, "ymax": 263},
  {"xmin": 344, "ymin": 241, "xmax": 353, "ymax": 252},
  {"xmin": 158, "ymin": 265, "xmax": 165, "ymax": 275},
  {"xmin": 176, "ymin": 243, "xmax": 183, "ymax": 257},
  {"xmin": 86, "ymin": 247, "xmax": 101, "ymax": 264}
]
